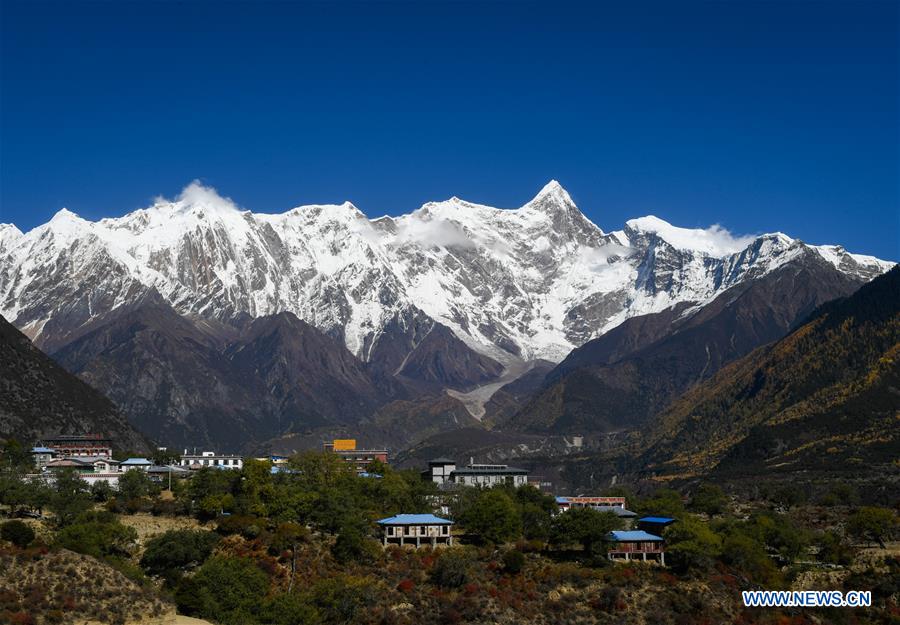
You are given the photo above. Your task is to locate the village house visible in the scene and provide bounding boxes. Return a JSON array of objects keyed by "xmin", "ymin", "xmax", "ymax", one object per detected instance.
[
  {"xmin": 423, "ymin": 458, "xmax": 530, "ymax": 487},
  {"xmin": 422, "ymin": 458, "xmax": 456, "ymax": 484},
  {"xmin": 41, "ymin": 457, "xmax": 122, "ymax": 486},
  {"xmin": 637, "ymin": 516, "xmax": 676, "ymax": 536},
  {"xmin": 179, "ymin": 451, "xmax": 244, "ymax": 470},
  {"xmin": 30, "ymin": 447, "xmax": 56, "ymax": 469},
  {"xmin": 43, "ymin": 458, "xmax": 94, "ymax": 473},
  {"xmin": 120, "ymin": 457, "xmax": 153, "ymax": 471},
  {"xmin": 606, "ymin": 530, "xmax": 666, "ymax": 565},
  {"xmin": 555, "ymin": 496, "xmax": 638, "ymax": 523},
  {"xmin": 450, "ymin": 463, "xmax": 529, "ymax": 487},
  {"xmin": 377, "ymin": 514, "xmax": 454, "ymax": 548},
  {"xmin": 38, "ymin": 434, "xmax": 113, "ymax": 459},
  {"xmin": 323, "ymin": 439, "xmax": 388, "ymax": 474}
]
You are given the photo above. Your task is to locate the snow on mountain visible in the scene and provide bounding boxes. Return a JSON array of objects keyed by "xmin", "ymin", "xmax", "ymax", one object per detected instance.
[{"xmin": 0, "ymin": 180, "xmax": 892, "ymax": 364}]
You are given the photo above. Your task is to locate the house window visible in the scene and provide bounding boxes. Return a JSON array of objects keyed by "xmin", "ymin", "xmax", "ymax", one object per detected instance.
[{"xmin": 420, "ymin": 526, "xmax": 426, "ymax": 535}]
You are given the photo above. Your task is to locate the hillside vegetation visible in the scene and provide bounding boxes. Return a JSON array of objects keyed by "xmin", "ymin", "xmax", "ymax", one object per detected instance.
[{"xmin": 642, "ymin": 266, "xmax": 900, "ymax": 478}]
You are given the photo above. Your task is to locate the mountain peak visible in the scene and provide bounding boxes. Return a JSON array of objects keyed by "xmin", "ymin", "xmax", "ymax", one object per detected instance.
[
  {"xmin": 0, "ymin": 223, "xmax": 23, "ymax": 237},
  {"xmin": 174, "ymin": 180, "xmax": 241, "ymax": 215},
  {"xmin": 526, "ymin": 180, "xmax": 575, "ymax": 208},
  {"xmin": 50, "ymin": 207, "xmax": 81, "ymax": 221},
  {"xmin": 624, "ymin": 215, "xmax": 757, "ymax": 256}
]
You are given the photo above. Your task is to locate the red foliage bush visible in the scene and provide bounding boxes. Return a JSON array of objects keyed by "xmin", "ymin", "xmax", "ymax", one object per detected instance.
[
  {"xmin": 9, "ymin": 612, "xmax": 34, "ymax": 625},
  {"xmin": 397, "ymin": 578, "xmax": 415, "ymax": 593}
]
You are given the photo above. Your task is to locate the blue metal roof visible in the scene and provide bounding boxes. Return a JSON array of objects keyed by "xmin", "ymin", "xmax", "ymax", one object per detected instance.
[
  {"xmin": 639, "ymin": 516, "xmax": 676, "ymax": 524},
  {"xmin": 377, "ymin": 514, "xmax": 453, "ymax": 525},
  {"xmin": 555, "ymin": 496, "xmax": 569, "ymax": 504},
  {"xmin": 121, "ymin": 457, "xmax": 152, "ymax": 465},
  {"xmin": 31, "ymin": 447, "xmax": 56, "ymax": 453},
  {"xmin": 607, "ymin": 530, "xmax": 664, "ymax": 542}
]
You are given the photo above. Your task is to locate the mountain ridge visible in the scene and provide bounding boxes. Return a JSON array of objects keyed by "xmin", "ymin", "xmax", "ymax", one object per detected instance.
[
  {"xmin": 0, "ymin": 314, "xmax": 150, "ymax": 452},
  {"xmin": 2, "ymin": 181, "xmax": 890, "ymax": 372}
]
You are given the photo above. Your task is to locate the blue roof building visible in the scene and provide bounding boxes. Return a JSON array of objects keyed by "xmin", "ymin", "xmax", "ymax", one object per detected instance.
[
  {"xmin": 606, "ymin": 530, "xmax": 666, "ymax": 565},
  {"xmin": 638, "ymin": 516, "xmax": 676, "ymax": 524},
  {"xmin": 120, "ymin": 457, "xmax": 152, "ymax": 471},
  {"xmin": 638, "ymin": 516, "xmax": 677, "ymax": 536},
  {"xmin": 376, "ymin": 514, "xmax": 454, "ymax": 548}
]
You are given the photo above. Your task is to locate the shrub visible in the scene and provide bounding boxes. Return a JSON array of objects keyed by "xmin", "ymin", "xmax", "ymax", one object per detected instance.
[
  {"xmin": 216, "ymin": 514, "xmax": 264, "ymax": 539},
  {"xmin": 140, "ymin": 529, "xmax": 220, "ymax": 583},
  {"xmin": 456, "ymin": 489, "xmax": 522, "ymax": 545},
  {"xmin": 1, "ymin": 520, "xmax": 35, "ymax": 548},
  {"xmin": 689, "ymin": 484, "xmax": 728, "ymax": 516},
  {"xmin": 307, "ymin": 576, "xmax": 375, "ymax": 624},
  {"xmin": 847, "ymin": 507, "xmax": 898, "ymax": 548},
  {"xmin": 550, "ymin": 507, "xmax": 622, "ymax": 555},
  {"xmin": 181, "ymin": 556, "xmax": 269, "ymax": 622},
  {"xmin": 430, "ymin": 550, "xmax": 470, "ymax": 588},
  {"xmin": 260, "ymin": 592, "xmax": 319, "ymax": 625},
  {"xmin": 502, "ymin": 549, "xmax": 525, "ymax": 574},
  {"xmin": 54, "ymin": 512, "xmax": 137, "ymax": 559},
  {"xmin": 331, "ymin": 524, "xmax": 379, "ymax": 564}
]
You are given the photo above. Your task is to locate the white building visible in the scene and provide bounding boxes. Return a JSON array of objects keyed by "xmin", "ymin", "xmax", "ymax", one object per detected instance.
[
  {"xmin": 449, "ymin": 463, "xmax": 529, "ymax": 487},
  {"xmin": 180, "ymin": 451, "xmax": 243, "ymax": 469},
  {"xmin": 424, "ymin": 458, "xmax": 530, "ymax": 487},
  {"xmin": 422, "ymin": 458, "xmax": 456, "ymax": 484}
]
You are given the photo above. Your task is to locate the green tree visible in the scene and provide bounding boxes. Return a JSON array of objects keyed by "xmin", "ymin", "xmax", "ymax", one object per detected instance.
[
  {"xmin": 502, "ymin": 549, "xmax": 525, "ymax": 574},
  {"xmin": 847, "ymin": 506, "xmax": 898, "ymax": 548},
  {"xmin": 749, "ymin": 513, "xmax": 810, "ymax": 562},
  {"xmin": 331, "ymin": 523, "xmax": 379, "ymax": 564},
  {"xmin": 513, "ymin": 485, "xmax": 557, "ymax": 541},
  {"xmin": 816, "ymin": 530, "xmax": 855, "ymax": 565},
  {"xmin": 0, "ymin": 473, "xmax": 30, "ymax": 515},
  {"xmin": 238, "ymin": 458, "xmax": 276, "ymax": 517},
  {"xmin": 550, "ymin": 507, "xmax": 622, "ymax": 555},
  {"xmin": 118, "ymin": 469, "xmax": 152, "ymax": 501},
  {"xmin": 187, "ymin": 467, "xmax": 240, "ymax": 520},
  {"xmin": 55, "ymin": 510, "xmax": 138, "ymax": 559},
  {"xmin": 664, "ymin": 515, "xmax": 722, "ymax": 572},
  {"xmin": 430, "ymin": 550, "xmax": 471, "ymax": 588},
  {"xmin": 271, "ymin": 522, "xmax": 308, "ymax": 592},
  {"xmin": 689, "ymin": 484, "xmax": 728, "ymax": 516},
  {"xmin": 140, "ymin": 529, "xmax": 220, "ymax": 584},
  {"xmin": 184, "ymin": 556, "xmax": 269, "ymax": 623},
  {"xmin": 307, "ymin": 576, "xmax": 376, "ymax": 624},
  {"xmin": 456, "ymin": 488, "xmax": 522, "ymax": 544},
  {"xmin": 637, "ymin": 488, "xmax": 685, "ymax": 518},
  {"xmin": 0, "ymin": 439, "xmax": 32, "ymax": 471},
  {"xmin": 721, "ymin": 532, "xmax": 782, "ymax": 587},
  {"xmin": 90, "ymin": 480, "xmax": 115, "ymax": 502},
  {"xmin": 151, "ymin": 448, "xmax": 181, "ymax": 467},
  {"xmin": 49, "ymin": 469, "xmax": 92, "ymax": 527},
  {"xmin": 769, "ymin": 484, "xmax": 807, "ymax": 509},
  {"xmin": 1, "ymin": 520, "xmax": 35, "ymax": 548},
  {"xmin": 260, "ymin": 593, "xmax": 318, "ymax": 625}
]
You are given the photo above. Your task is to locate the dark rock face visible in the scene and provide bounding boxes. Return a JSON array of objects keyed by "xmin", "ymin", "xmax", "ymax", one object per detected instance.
[
  {"xmin": 639, "ymin": 266, "xmax": 900, "ymax": 479},
  {"xmin": 507, "ymin": 253, "xmax": 870, "ymax": 435},
  {"xmin": 393, "ymin": 323, "xmax": 504, "ymax": 392},
  {"xmin": 50, "ymin": 297, "xmax": 506, "ymax": 451},
  {"xmin": 0, "ymin": 315, "xmax": 150, "ymax": 452}
]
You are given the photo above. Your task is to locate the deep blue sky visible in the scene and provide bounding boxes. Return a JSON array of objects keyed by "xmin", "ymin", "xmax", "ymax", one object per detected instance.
[{"xmin": 1, "ymin": 0, "xmax": 897, "ymax": 259}]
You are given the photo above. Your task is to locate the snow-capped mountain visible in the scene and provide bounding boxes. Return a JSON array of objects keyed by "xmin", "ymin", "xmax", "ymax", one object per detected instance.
[{"xmin": 0, "ymin": 180, "xmax": 891, "ymax": 364}]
